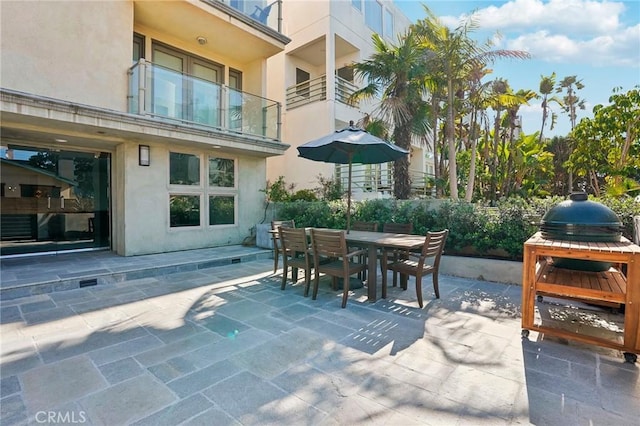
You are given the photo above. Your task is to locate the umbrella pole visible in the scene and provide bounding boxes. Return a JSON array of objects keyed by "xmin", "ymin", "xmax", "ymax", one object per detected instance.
[{"xmin": 347, "ymin": 157, "xmax": 352, "ymax": 233}]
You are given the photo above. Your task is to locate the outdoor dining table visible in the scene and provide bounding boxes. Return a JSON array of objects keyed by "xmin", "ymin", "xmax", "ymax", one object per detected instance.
[
  {"xmin": 269, "ymin": 228, "xmax": 425, "ymax": 302},
  {"xmin": 344, "ymin": 230, "xmax": 425, "ymax": 302}
]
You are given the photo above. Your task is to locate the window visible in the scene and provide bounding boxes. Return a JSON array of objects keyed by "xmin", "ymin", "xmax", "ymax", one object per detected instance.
[
  {"xmin": 229, "ymin": 69, "xmax": 243, "ymax": 131},
  {"xmin": 209, "ymin": 157, "xmax": 235, "ymax": 188},
  {"xmin": 208, "ymin": 156, "xmax": 237, "ymax": 226},
  {"xmin": 170, "ymin": 152, "xmax": 200, "ymax": 185},
  {"xmin": 152, "ymin": 43, "xmax": 223, "ymax": 125},
  {"xmin": 169, "ymin": 152, "xmax": 201, "ymax": 228},
  {"xmin": 351, "ymin": 0, "xmax": 361, "ymax": 11},
  {"xmin": 133, "ymin": 33, "xmax": 145, "ymax": 63},
  {"xmin": 209, "ymin": 196, "xmax": 235, "ymax": 225},
  {"xmin": 337, "ymin": 66, "xmax": 354, "ymax": 83},
  {"xmin": 296, "ymin": 68, "xmax": 310, "ymax": 97},
  {"xmin": 384, "ymin": 9, "xmax": 394, "ymax": 38},
  {"xmin": 168, "ymin": 152, "xmax": 237, "ymax": 228},
  {"xmin": 170, "ymin": 195, "xmax": 200, "ymax": 227},
  {"xmin": 365, "ymin": 1, "xmax": 383, "ymax": 34}
]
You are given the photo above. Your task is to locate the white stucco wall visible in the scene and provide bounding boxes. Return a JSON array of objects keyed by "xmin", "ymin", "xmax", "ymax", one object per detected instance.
[
  {"xmin": 266, "ymin": 0, "xmax": 415, "ymax": 194},
  {"xmin": 120, "ymin": 141, "xmax": 266, "ymax": 256},
  {"xmin": 0, "ymin": 0, "xmax": 133, "ymax": 111}
]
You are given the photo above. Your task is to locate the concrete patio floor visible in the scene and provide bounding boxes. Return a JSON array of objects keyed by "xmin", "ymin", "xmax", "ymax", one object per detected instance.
[{"xmin": 1, "ymin": 254, "xmax": 639, "ymax": 425}]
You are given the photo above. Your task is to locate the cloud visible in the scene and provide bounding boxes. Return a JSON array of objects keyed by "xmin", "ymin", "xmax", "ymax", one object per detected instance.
[
  {"xmin": 507, "ymin": 24, "xmax": 640, "ymax": 67},
  {"xmin": 438, "ymin": 1, "xmax": 639, "ymax": 68},
  {"xmin": 446, "ymin": 0, "xmax": 626, "ymax": 36}
]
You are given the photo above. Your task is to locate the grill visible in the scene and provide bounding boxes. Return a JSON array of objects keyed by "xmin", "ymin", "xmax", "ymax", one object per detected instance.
[{"xmin": 540, "ymin": 192, "xmax": 623, "ymax": 271}]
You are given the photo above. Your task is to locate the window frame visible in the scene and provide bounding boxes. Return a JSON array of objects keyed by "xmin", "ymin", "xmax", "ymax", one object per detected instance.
[
  {"xmin": 168, "ymin": 150, "xmax": 203, "ymax": 230},
  {"xmin": 384, "ymin": 8, "xmax": 394, "ymax": 38},
  {"xmin": 364, "ymin": 0, "xmax": 383, "ymax": 34},
  {"xmin": 167, "ymin": 151, "xmax": 239, "ymax": 230},
  {"xmin": 207, "ymin": 155, "xmax": 238, "ymax": 228}
]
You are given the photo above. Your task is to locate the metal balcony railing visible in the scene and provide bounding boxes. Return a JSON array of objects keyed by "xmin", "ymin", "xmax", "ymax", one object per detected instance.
[
  {"xmin": 128, "ymin": 60, "xmax": 281, "ymax": 141},
  {"xmin": 286, "ymin": 75, "xmax": 327, "ymax": 110},
  {"xmin": 286, "ymin": 75, "xmax": 359, "ymax": 110},
  {"xmin": 336, "ymin": 164, "xmax": 436, "ymax": 199},
  {"xmin": 335, "ymin": 75, "xmax": 359, "ymax": 107}
]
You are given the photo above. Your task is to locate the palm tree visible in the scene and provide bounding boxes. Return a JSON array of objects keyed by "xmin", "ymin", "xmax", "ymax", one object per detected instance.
[
  {"xmin": 557, "ymin": 75, "xmax": 586, "ymax": 191},
  {"xmin": 413, "ymin": 5, "xmax": 530, "ymax": 200},
  {"xmin": 558, "ymin": 75, "xmax": 586, "ymax": 130},
  {"xmin": 538, "ymin": 72, "xmax": 562, "ymax": 143},
  {"xmin": 503, "ymin": 88, "xmax": 537, "ymax": 195},
  {"xmin": 350, "ymin": 31, "xmax": 430, "ymax": 199},
  {"xmin": 462, "ymin": 62, "xmax": 494, "ymax": 201}
]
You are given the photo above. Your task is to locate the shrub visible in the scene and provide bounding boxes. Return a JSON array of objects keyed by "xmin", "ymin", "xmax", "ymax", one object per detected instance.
[
  {"xmin": 263, "ymin": 176, "xmax": 291, "ymax": 202},
  {"xmin": 290, "ymin": 189, "xmax": 318, "ymax": 202},
  {"xmin": 272, "ymin": 196, "xmax": 640, "ymax": 260},
  {"xmin": 316, "ymin": 174, "xmax": 343, "ymax": 201}
]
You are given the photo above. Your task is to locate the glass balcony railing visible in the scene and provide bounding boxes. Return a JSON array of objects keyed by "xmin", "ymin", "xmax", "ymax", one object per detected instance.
[
  {"xmin": 128, "ymin": 60, "xmax": 281, "ymax": 141},
  {"xmin": 286, "ymin": 75, "xmax": 359, "ymax": 110},
  {"xmin": 218, "ymin": 0, "xmax": 282, "ymax": 32}
]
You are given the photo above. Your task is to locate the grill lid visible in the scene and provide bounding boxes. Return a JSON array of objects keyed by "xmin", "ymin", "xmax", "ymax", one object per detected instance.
[{"xmin": 540, "ymin": 192, "xmax": 622, "ymax": 242}]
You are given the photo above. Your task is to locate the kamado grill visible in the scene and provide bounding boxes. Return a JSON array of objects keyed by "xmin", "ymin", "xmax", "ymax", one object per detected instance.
[
  {"xmin": 521, "ymin": 191, "xmax": 640, "ymax": 363},
  {"xmin": 539, "ymin": 192, "xmax": 623, "ymax": 271}
]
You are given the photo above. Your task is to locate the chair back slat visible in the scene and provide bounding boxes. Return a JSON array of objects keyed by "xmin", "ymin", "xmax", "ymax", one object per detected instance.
[
  {"xmin": 351, "ymin": 221, "xmax": 378, "ymax": 232},
  {"xmin": 421, "ymin": 229, "xmax": 449, "ymax": 260},
  {"xmin": 280, "ymin": 227, "xmax": 308, "ymax": 254},
  {"xmin": 310, "ymin": 229, "xmax": 345, "ymax": 258},
  {"xmin": 383, "ymin": 222, "xmax": 413, "ymax": 234}
]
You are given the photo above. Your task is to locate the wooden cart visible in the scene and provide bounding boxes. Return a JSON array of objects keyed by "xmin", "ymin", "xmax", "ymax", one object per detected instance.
[{"xmin": 521, "ymin": 232, "xmax": 640, "ymax": 363}]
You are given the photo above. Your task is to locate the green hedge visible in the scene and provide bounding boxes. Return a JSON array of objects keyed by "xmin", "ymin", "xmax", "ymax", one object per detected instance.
[{"xmin": 275, "ymin": 197, "xmax": 640, "ymax": 261}]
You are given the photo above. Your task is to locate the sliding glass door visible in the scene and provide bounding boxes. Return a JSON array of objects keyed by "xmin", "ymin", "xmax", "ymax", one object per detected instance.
[
  {"xmin": 152, "ymin": 43, "xmax": 224, "ymax": 127},
  {"xmin": 0, "ymin": 146, "xmax": 110, "ymax": 256}
]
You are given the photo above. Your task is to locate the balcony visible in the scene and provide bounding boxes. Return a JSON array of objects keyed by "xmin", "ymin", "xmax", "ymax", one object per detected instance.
[
  {"xmin": 128, "ymin": 60, "xmax": 281, "ymax": 141},
  {"xmin": 286, "ymin": 75, "xmax": 359, "ymax": 110},
  {"xmin": 134, "ymin": 1, "xmax": 289, "ymax": 65},
  {"xmin": 220, "ymin": 0, "xmax": 282, "ymax": 33},
  {"xmin": 336, "ymin": 164, "xmax": 436, "ymax": 199}
]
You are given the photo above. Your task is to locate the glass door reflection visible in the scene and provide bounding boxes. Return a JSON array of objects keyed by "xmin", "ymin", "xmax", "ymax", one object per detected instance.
[{"xmin": 0, "ymin": 146, "xmax": 110, "ymax": 256}]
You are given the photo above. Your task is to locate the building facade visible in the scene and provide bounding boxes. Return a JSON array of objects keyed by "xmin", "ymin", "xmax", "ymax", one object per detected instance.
[
  {"xmin": 266, "ymin": 0, "xmax": 433, "ymax": 199},
  {"xmin": 0, "ymin": 0, "xmax": 290, "ymax": 257}
]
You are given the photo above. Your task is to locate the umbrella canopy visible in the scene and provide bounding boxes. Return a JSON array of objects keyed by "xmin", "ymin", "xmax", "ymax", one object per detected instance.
[{"xmin": 297, "ymin": 126, "xmax": 409, "ymax": 231}]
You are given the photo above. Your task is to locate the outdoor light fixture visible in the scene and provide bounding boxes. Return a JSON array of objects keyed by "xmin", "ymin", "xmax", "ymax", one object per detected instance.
[{"xmin": 139, "ymin": 145, "xmax": 150, "ymax": 166}]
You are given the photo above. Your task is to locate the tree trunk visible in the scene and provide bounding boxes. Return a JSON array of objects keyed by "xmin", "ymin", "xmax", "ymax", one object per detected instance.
[
  {"xmin": 447, "ymin": 79, "xmax": 458, "ymax": 200},
  {"xmin": 431, "ymin": 97, "xmax": 441, "ymax": 198},
  {"xmin": 490, "ymin": 108, "xmax": 502, "ymax": 203},
  {"xmin": 393, "ymin": 125, "xmax": 412, "ymax": 199},
  {"xmin": 464, "ymin": 109, "xmax": 478, "ymax": 202}
]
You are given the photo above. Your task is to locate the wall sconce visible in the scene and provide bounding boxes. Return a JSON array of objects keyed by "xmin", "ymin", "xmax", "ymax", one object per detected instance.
[{"xmin": 139, "ymin": 145, "xmax": 150, "ymax": 166}]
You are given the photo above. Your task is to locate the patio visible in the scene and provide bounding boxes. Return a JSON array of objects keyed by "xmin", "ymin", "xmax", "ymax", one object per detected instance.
[{"xmin": 1, "ymin": 252, "xmax": 638, "ymax": 425}]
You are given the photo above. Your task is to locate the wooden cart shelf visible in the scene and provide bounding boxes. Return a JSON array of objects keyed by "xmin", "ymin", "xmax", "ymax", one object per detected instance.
[
  {"xmin": 535, "ymin": 259, "xmax": 627, "ymax": 304},
  {"xmin": 521, "ymin": 232, "xmax": 640, "ymax": 361}
]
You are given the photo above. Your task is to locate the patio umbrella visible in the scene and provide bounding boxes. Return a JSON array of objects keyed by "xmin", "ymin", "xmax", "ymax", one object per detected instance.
[{"xmin": 297, "ymin": 124, "xmax": 409, "ymax": 232}]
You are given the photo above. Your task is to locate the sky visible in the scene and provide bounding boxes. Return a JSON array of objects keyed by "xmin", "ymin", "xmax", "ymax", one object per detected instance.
[{"xmin": 393, "ymin": 0, "xmax": 640, "ymax": 137}]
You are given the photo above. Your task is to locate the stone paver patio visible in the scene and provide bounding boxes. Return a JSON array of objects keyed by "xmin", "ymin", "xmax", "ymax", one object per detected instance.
[{"xmin": 1, "ymin": 256, "xmax": 639, "ymax": 425}]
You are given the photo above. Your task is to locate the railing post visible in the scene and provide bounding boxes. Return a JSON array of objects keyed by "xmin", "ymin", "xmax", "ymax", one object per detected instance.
[
  {"xmin": 276, "ymin": 102, "xmax": 281, "ymax": 141},
  {"xmin": 138, "ymin": 59, "xmax": 147, "ymax": 115},
  {"xmin": 220, "ymin": 84, "xmax": 228, "ymax": 130},
  {"xmin": 277, "ymin": 0, "xmax": 282, "ymax": 33}
]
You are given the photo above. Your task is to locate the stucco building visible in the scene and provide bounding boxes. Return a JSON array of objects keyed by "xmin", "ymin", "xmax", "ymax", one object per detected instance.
[
  {"xmin": 266, "ymin": 0, "xmax": 434, "ymax": 199},
  {"xmin": 1, "ymin": 0, "xmax": 435, "ymax": 259},
  {"xmin": 1, "ymin": 0, "xmax": 289, "ymax": 257}
]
